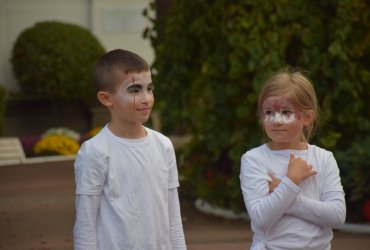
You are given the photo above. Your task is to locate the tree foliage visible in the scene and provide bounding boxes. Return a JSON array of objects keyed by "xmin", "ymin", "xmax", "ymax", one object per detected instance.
[{"xmin": 144, "ymin": 0, "xmax": 370, "ymax": 216}]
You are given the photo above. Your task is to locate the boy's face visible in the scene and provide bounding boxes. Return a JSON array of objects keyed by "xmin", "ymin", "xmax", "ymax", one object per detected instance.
[{"xmin": 108, "ymin": 70, "xmax": 154, "ymax": 125}]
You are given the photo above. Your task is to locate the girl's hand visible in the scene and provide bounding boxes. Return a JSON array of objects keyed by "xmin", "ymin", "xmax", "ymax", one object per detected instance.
[
  {"xmin": 268, "ymin": 174, "xmax": 281, "ymax": 193},
  {"xmin": 287, "ymin": 154, "xmax": 317, "ymax": 185}
]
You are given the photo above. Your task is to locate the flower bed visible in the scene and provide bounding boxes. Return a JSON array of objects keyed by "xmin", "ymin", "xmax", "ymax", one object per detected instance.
[{"xmin": 20, "ymin": 126, "xmax": 102, "ymax": 158}]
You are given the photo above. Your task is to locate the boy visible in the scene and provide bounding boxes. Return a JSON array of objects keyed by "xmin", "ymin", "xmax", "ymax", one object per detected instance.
[{"xmin": 73, "ymin": 49, "xmax": 187, "ymax": 249}]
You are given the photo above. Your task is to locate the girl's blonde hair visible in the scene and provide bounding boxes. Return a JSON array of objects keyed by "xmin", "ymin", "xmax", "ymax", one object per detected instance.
[{"xmin": 257, "ymin": 67, "xmax": 319, "ymax": 142}]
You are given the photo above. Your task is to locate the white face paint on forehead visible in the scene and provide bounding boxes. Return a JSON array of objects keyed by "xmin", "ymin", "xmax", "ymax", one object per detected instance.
[{"xmin": 121, "ymin": 71, "xmax": 152, "ymax": 86}]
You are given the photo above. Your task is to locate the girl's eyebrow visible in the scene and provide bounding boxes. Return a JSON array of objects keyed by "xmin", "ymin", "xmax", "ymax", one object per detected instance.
[{"xmin": 264, "ymin": 104, "xmax": 294, "ymax": 108}]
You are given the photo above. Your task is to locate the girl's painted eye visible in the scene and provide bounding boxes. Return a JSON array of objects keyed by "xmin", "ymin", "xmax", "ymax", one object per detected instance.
[
  {"xmin": 265, "ymin": 111, "xmax": 273, "ymax": 116},
  {"xmin": 282, "ymin": 110, "xmax": 293, "ymax": 115}
]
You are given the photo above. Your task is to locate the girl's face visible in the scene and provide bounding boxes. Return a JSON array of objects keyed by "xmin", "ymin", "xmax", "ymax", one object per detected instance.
[
  {"xmin": 261, "ymin": 96, "xmax": 311, "ymax": 150},
  {"xmin": 110, "ymin": 70, "xmax": 154, "ymax": 126}
]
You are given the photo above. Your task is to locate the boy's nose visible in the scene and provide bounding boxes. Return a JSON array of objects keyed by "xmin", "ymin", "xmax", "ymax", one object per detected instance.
[{"xmin": 139, "ymin": 91, "xmax": 153, "ymax": 103}]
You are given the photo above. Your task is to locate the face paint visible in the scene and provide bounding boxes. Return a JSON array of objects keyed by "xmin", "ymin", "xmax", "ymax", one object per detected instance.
[
  {"xmin": 272, "ymin": 100, "xmax": 282, "ymax": 112},
  {"xmin": 116, "ymin": 71, "xmax": 153, "ymax": 108},
  {"xmin": 264, "ymin": 112, "xmax": 296, "ymax": 124},
  {"xmin": 262, "ymin": 96, "xmax": 302, "ymax": 125}
]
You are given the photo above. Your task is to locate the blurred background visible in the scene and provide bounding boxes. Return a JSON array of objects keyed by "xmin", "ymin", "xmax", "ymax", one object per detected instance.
[{"xmin": 0, "ymin": 0, "xmax": 369, "ymax": 249}]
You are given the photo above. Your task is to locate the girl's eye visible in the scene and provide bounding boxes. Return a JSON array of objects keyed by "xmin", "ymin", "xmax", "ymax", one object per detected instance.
[
  {"xmin": 265, "ymin": 111, "xmax": 273, "ymax": 116},
  {"xmin": 282, "ymin": 110, "xmax": 293, "ymax": 115}
]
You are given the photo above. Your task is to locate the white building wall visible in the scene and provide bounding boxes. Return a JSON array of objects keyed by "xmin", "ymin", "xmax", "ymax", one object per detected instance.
[
  {"xmin": 0, "ymin": 0, "xmax": 153, "ymax": 92},
  {"xmin": 91, "ymin": 0, "xmax": 154, "ymax": 64}
]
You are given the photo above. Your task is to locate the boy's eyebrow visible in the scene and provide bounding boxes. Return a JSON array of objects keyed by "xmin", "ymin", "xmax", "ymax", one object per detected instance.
[
  {"xmin": 126, "ymin": 82, "xmax": 153, "ymax": 91},
  {"xmin": 127, "ymin": 84, "xmax": 143, "ymax": 89}
]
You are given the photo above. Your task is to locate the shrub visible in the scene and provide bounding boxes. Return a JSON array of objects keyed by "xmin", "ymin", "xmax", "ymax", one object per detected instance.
[
  {"xmin": 145, "ymin": 0, "xmax": 370, "ymax": 218},
  {"xmin": 0, "ymin": 85, "xmax": 8, "ymax": 136},
  {"xmin": 33, "ymin": 127, "xmax": 81, "ymax": 156},
  {"xmin": 11, "ymin": 21, "xmax": 105, "ymax": 103},
  {"xmin": 42, "ymin": 127, "xmax": 80, "ymax": 141},
  {"xmin": 33, "ymin": 135, "xmax": 80, "ymax": 156},
  {"xmin": 20, "ymin": 135, "xmax": 41, "ymax": 157}
]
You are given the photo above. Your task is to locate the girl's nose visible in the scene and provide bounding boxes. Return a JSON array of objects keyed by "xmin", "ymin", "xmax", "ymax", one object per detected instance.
[
  {"xmin": 271, "ymin": 113, "xmax": 284, "ymax": 125},
  {"xmin": 272, "ymin": 120, "xmax": 283, "ymax": 126}
]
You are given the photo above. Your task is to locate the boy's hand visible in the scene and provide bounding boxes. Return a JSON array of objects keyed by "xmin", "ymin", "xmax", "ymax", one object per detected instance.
[
  {"xmin": 287, "ymin": 154, "xmax": 317, "ymax": 185},
  {"xmin": 268, "ymin": 174, "xmax": 281, "ymax": 193}
]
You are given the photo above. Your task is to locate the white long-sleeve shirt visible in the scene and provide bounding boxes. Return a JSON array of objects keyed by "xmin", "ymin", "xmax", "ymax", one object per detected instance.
[
  {"xmin": 73, "ymin": 125, "xmax": 186, "ymax": 250},
  {"xmin": 240, "ymin": 144, "xmax": 346, "ymax": 250}
]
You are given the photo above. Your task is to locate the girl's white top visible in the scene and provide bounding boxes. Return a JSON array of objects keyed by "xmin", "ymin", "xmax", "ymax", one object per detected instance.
[{"xmin": 240, "ymin": 144, "xmax": 346, "ymax": 250}]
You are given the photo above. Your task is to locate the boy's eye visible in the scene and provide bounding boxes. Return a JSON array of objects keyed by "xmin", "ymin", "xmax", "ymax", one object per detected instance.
[
  {"xmin": 127, "ymin": 85, "xmax": 142, "ymax": 93},
  {"xmin": 147, "ymin": 84, "xmax": 154, "ymax": 92}
]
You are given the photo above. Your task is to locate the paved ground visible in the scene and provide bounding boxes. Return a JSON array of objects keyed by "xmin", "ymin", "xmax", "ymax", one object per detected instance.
[{"xmin": 0, "ymin": 160, "xmax": 369, "ymax": 250}]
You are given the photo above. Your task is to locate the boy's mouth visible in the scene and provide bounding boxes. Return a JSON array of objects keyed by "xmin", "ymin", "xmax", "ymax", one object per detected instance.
[{"xmin": 137, "ymin": 107, "xmax": 152, "ymax": 112}]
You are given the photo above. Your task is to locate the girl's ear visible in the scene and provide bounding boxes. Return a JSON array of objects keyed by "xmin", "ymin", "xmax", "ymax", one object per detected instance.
[
  {"xmin": 303, "ymin": 110, "xmax": 315, "ymax": 127},
  {"xmin": 97, "ymin": 91, "xmax": 113, "ymax": 108}
]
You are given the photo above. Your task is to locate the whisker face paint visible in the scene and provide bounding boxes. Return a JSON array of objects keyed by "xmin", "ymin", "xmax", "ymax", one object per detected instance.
[{"xmin": 264, "ymin": 112, "xmax": 296, "ymax": 124}]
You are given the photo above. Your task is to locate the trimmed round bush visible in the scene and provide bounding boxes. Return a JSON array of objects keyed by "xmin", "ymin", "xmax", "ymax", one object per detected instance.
[{"xmin": 11, "ymin": 21, "xmax": 105, "ymax": 102}]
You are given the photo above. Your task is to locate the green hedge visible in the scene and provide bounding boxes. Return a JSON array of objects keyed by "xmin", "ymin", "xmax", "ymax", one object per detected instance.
[
  {"xmin": 11, "ymin": 21, "xmax": 105, "ymax": 103},
  {"xmin": 145, "ymin": 0, "xmax": 370, "ymax": 219},
  {"xmin": 0, "ymin": 85, "xmax": 8, "ymax": 136}
]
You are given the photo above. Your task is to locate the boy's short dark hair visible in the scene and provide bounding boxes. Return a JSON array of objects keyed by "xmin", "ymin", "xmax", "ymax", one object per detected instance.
[{"xmin": 93, "ymin": 49, "xmax": 149, "ymax": 93}]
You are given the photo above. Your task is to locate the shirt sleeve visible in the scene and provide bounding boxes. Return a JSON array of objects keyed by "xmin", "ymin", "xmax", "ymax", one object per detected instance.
[
  {"xmin": 240, "ymin": 153, "xmax": 301, "ymax": 230},
  {"xmin": 285, "ymin": 152, "xmax": 346, "ymax": 228},
  {"xmin": 74, "ymin": 142, "xmax": 108, "ymax": 195},
  {"xmin": 168, "ymin": 188, "xmax": 187, "ymax": 249},
  {"xmin": 73, "ymin": 194, "xmax": 100, "ymax": 250},
  {"xmin": 320, "ymin": 152, "xmax": 344, "ymax": 193},
  {"xmin": 166, "ymin": 141, "xmax": 180, "ymax": 189},
  {"xmin": 286, "ymin": 191, "xmax": 346, "ymax": 228}
]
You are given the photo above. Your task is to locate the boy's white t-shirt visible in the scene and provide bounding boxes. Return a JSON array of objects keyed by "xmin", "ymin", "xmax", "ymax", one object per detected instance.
[
  {"xmin": 74, "ymin": 125, "xmax": 180, "ymax": 249},
  {"xmin": 240, "ymin": 144, "xmax": 346, "ymax": 250}
]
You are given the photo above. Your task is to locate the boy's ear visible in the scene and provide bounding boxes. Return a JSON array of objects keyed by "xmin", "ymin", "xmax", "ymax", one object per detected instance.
[
  {"xmin": 303, "ymin": 109, "xmax": 315, "ymax": 127},
  {"xmin": 97, "ymin": 91, "xmax": 113, "ymax": 107}
]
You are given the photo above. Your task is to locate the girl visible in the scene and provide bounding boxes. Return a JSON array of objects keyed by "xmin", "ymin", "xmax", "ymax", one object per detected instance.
[{"xmin": 240, "ymin": 67, "xmax": 346, "ymax": 250}]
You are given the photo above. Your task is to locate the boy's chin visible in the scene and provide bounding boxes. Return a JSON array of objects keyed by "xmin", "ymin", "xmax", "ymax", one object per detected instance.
[{"xmin": 141, "ymin": 116, "xmax": 151, "ymax": 123}]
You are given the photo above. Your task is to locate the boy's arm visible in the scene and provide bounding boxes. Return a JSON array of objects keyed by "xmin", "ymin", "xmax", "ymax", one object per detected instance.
[
  {"xmin": 168, "ymin": 187, "xmax": 187, "ymax": 249},
  {"xmin": 73, "ymin": 194, "xmax": 100, "ymax": 250}
]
